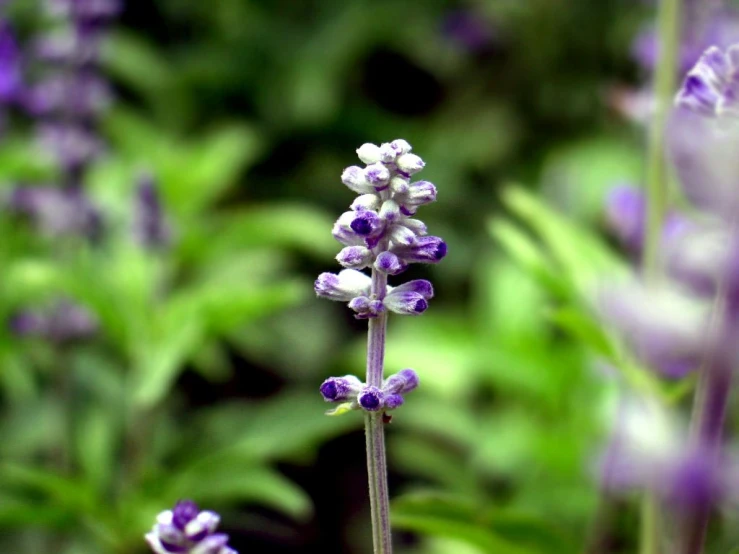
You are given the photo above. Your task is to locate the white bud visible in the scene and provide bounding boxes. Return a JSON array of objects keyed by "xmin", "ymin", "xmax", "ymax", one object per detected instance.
[
  {"xmin": 396, "ymin": 153, "xmax": 425, "ymax": 175},
  {"xmin": 389, "ymin": 224, "xmax": 416, "ymax": 246},
  {"xmin": 390, "ymin": 176, "xmax": 410, "ymax": 195},
  {"xmin": 379, "ymin": 199, "xmax": 400, "ymax": 223},
  {"xmin": 351, "ymin": 194, "xmax": 381, "ymax": 212},
  {"xmin": 356, "ymin": 143, "xmax": 382, "ymax": 164},
  {"xmin": 390, "ymin": 139, "xmax": 412, "ymax": 155}
]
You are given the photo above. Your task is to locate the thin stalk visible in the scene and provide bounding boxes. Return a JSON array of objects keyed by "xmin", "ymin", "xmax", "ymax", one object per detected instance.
[
  {"xmin": 680, "ymin": 277, "xmax": 738, "ymax": 554},
  {"xmin": 640, "ymin": 0, "xmax": 681, "ymax": 552},
  {"xmin": 364, "ymin": 268, "xmax": 392, "ymax": 554},
  {"xmin": 643, "ymin": 0, "xmax": 681, "ymax": 280}
]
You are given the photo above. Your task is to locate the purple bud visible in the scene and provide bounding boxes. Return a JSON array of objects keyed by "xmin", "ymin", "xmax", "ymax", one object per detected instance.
[
  {"xmin": 350, "ymin": 210, "xmax": 383, "ymax": 237},
  {"xmin": 393, "ymin": 236, "xmax": 447, "ymax": 264},
  {"xmin": 320, "ymin": 376, "xmax": 361, "ymax": 402},
  {"xmin": 358, "ymin": 386, "xmax": 385, "ymax": 412},
  {"xmin": 384, "ymin": 394, "xmax": 404, "ymax": 409},
  {"xmin": 390, "ymin": 280, "xmax": 434, "ymax": 299},
  {"xmin": 374, "ymin": 251, "xmax": 407, "ymax": 275},
  {"xmin": 383, "ymin": 290, "xmax": 429, "ymax": 315},
  {"xmin": 332, "ymin": 212, "xmax": 366, "ymax": 246},
  {"xmin": 388, "ymin": 224, "xmax": 416, "ymax": 247},
  {"xmin": 172, "ymin": 500, "xmax": 199, "ymax": 530},
  {"xmin": 0, "ymin": 21, "xmax": 22, "ymax": 103},
  {"xmin": 184, "ymin": 511, "xmax": 220, "ymax": 542},
  {"xmin": 314, "ymin": 270, "xmax": 372, "ymax": 302},
  {"xmin": 379, "ymin": 199, "xmax": 400, "ymax": 224},
  {"xmin": 383, "ymin": 368, "xmax": 419, "ymax": 394},
  {"xmin": 605, "ymin": 186, "xmax": 645, "ymax": 252},
  {"xmin": 364, "ymin": 163, "xmax": 390, "ymax": 189},
  {"xmin": 134, "ymin": 172, "xmax": 171, "ymax": 250},
  {"xmin": 341, "ymin": 166, "xmax": 374, "ymax": 194},
  {"xmin": 336, "ymin": 246, "xmax": 373, "ymax": 269},
  {"xmin": 348, "ymin": 296, "xmax": 384, "ymax": 319},
  {"xmin": 401, "ymin": 180, "xmax": 437, "ymax": 206}
]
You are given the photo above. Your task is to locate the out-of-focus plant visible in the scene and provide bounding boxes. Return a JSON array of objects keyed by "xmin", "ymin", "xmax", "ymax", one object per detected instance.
[{"xmin": 0, "ymin": 2, "xmax": 350, "ymax": 553}]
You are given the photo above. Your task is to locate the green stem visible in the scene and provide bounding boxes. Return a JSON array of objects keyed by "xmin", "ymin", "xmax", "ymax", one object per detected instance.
[
  {"xmin": 364, "ymin": 269, "xmax": 392, "ymax": 554},
  {"xmin": 643, "ymin": 0, "xmax": 681, "ymax": 280},
  {"xmin": 640, "ymin": 0, "xmax": 681, "ymax": 552}
]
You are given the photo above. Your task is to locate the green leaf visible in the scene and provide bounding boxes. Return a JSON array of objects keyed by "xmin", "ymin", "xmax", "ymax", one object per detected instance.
[
  {"xmin": 392, "ymin": 493, "xmax": 541, "ymax": 554},
  {"xmin": 166, "ymin": 460, "xmax": 311, "ymax": 520},
  {"xmin": 547, "ymin": 307, "xmax": 617, "ymax": 360},
  {"xmin": 501, "ymin": 186, "xmax": 626, "ymax": 296}
]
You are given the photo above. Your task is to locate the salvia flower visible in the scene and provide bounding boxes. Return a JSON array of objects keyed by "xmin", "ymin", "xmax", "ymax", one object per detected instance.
[
  {"xmin": 10, "ymin": 300, "xmax": 97, "ymax": 344},
  {"xmin": 320, "ymin": 369, "xmax": 420, "ymax": 415},
  {"xmin": 597, "ymin": 281, "xmax": 710, "ymax": 378},
  {"xmin": 133, "ymin": 172, "xmax": 171, "ymax": 250},
  {"xmin": 145, "ymin": 500, "xmax": 237, "ymax": 554},
  {"xmin": 315, "ymin": 139, "xmax": 446, "ymax": 320},
  {"xmin": 675, "ymin": 45, "xmax": 739, "ymax": 117}
]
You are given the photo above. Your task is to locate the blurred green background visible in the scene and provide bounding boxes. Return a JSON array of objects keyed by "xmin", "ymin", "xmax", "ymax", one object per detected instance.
[{"xmin": 0, "ymin": 0, "xmax": 677, "ymax": 553}]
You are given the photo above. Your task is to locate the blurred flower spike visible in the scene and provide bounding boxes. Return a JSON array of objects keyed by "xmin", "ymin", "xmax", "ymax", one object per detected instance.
[
  {"xmin": 320, "ymin": 369, "xmax": 419, "ymax": 416},
  {"xmin": 600, "ymin": 399, "xmax": 734, "ymax": 509},
  {"xmin": 145, "ymin": 500, "xmax": 238, "ymax": 554}
]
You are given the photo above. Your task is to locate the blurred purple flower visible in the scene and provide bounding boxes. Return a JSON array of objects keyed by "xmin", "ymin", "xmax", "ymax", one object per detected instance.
[
  {"xmin": 10, "ymin": 300, "xmax": 97, "ymax": 343},
  {"xmin": 0, "ymin": 20, "xmax": 22, "ymax": 104},
  {"xmin": 6, "ymin": 184, "xmax": 103, "ymax": 239},
  {"xmin": 441, "ymin": 9, "xmax": 495, "ymax": 52},
  {"xmin": 145, "ymin": 500, "xmax": 237, "ymax": 554},
  {"xmin": 597, "ymin": 281, "xmax": 710, "ymax": 378},
  {"xmin": 133, "ymin": 172, "xmax": 171, "ymax": 250}
]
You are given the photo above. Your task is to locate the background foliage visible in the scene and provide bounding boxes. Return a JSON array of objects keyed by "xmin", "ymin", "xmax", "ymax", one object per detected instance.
[{"xmin": 0, "ymin": 0, "xmax": 703, "ymax": 552}]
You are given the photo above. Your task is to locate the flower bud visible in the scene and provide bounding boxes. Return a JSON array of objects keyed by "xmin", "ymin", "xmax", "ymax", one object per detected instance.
[
  {"xmin": 374, "ymin": 251, "xmax": 407, "ymax": 275},
  {"xmin": 379, "ymin": 142, "xmax": 398, "ymax": 162},
  {"xmin": 389, "ymin": 280, "xmax": 434, "ymax": 299},
  {"xmin": 341, "ymin": 166, "xmax": 374, "ymax": 194},
  {"xmin": 390, "ymin": 176, "xmax": 410, "ymax": 195},
  {"xmin": 384, "ymin": 394, "xmax": 404, "ymax": 409},
  {"xmin": 332, "ymin": 211, "xmax": 365, "ymax": 246},
  {"xmin": 390, "ymin": 138, "xmax": 412, "ymax": 155},
  {"xmin": 320, "ymin": 375, "xmax": 362, "ymax": 402},
  {"xmin": 400, "ymin": 218, "xmax": 427, "ymax": 236},
  {"xmin": 351, "ymin": 194, "xmax": 381, "ymax": 212},
  {"xmin": 379, "ymin": 199, "xmax": 400, "ymax": 224},
  {"xmin": 388, "ymin": 224, "xmax": 417, "ymax": 246},
  {"xmin": 356, "ymin": 143, "xmax": 382, "ymax": 164},
  {"xmin": 364, "ymin": 163, "xmax": 391, "ymax": 189},
  {"xmin": 396, "ymin": 153, "xmax": 425, "ymax": 175},
  {"xmin": 336, "ymin": 246, "xmax": 373, "ymax": 269},
  {"xmin": 315, "ymin": 269, "xmax": 372, "ymax": 301},
  {"xmin": 350, "ymin": 210, "xmax": 383, "ymax": 237},
  {"xmin": 393, "ymin": 236, "xmax": 447, "ymax": 264},
  {"xmin": 384, "ymin": 290, "xmax": 429, "ymax": 315},
  {"xmin": 348, "ymin": 296, "xmax": 384, "ymax": 319},
  {"xmin": 383, "ymin": 368, "xmax": 419, "ymax": 394},
  {"xmin": 358, "ymin": 386, "xmax": 385, "ymax": 411}
]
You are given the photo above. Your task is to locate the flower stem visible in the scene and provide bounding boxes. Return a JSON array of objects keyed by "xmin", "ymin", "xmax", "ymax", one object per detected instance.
[
  {"xmin": 365, "ymin": 268, "xmax": 392, "ymax": 554},
  {"xmin": 643, "ymin": 0, "xmax": 681, "ymax": 280},
  {"xmin": 640, "ymin": 0, "xmax": 681, "ymax": 552},
  {"xmin": 680, "ymin": 290, "xmax": 738, "ymax": 554}
]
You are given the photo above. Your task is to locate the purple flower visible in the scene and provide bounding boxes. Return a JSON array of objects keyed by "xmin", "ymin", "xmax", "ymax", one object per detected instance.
[
  {"xmin": 358, "ymin": 386, "xmax": 385, "ymax": 412},
  {"xmin": 675, "ymin": 45, "xmax": 739, "ymax": 117},
  {"xmin": 391, "ymin": 236, "xmax": 447, "ymax": 264},
  {"xmin": 314, "ymin": 269, "xmax": 372, "ymax": 302},
  {"xmin": 604, "ymin": 185, "xmax": 688, "ymax": 254},
  {"xmin": 320, "ymin": 375, "xmax": 363, "ymax": 402},
  {"xmin": 0, "ymin": 21, "xmax": 22, "ymax": 104},
  {"xmin": 6, "ymin": 184, "xmax": 103, "ymax": 239},
  {"xmin": 145, "ymin": 500, "xmax": 237, "ymax": 554},
  {"xmin": 133, "ymin": 172, "xmax": 171, "ymax": 250},
  {"xmin": 597, "ymin": 281, "xmax": 709, "ymax": 378},
  {"xmin": 373, "ymin": 251, "xmax": 407, "ymax": 275},
  {"xmin": 10, "ymin": 300, "xmax": 97, "ymax": 344},
  {"xmin": 441, "ymin": 9, "xmax": 495, "ymax": 52},
  {"xmin": 336, "ymin": 245, "xmax": 374, "ymax": 269}
]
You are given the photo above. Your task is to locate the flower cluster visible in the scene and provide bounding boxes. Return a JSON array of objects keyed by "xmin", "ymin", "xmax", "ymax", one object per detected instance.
[
  {"xmin": 315, "ymin": 139, "xmax": 446, "ymax": 319},
  {"xmin": 675, "ymin": 45, "xmax": 739, "ymax": 118},
  {"xmin": 10, "ymin": 299, "xmax": 97, "ymax": 344},
  {"xmin": 145, "ymin": 500, "xmax": 237, "ymax": 554},
  {"xmin": 320, "ymin": 368, "xmax": 419, "ymax": 415}
]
